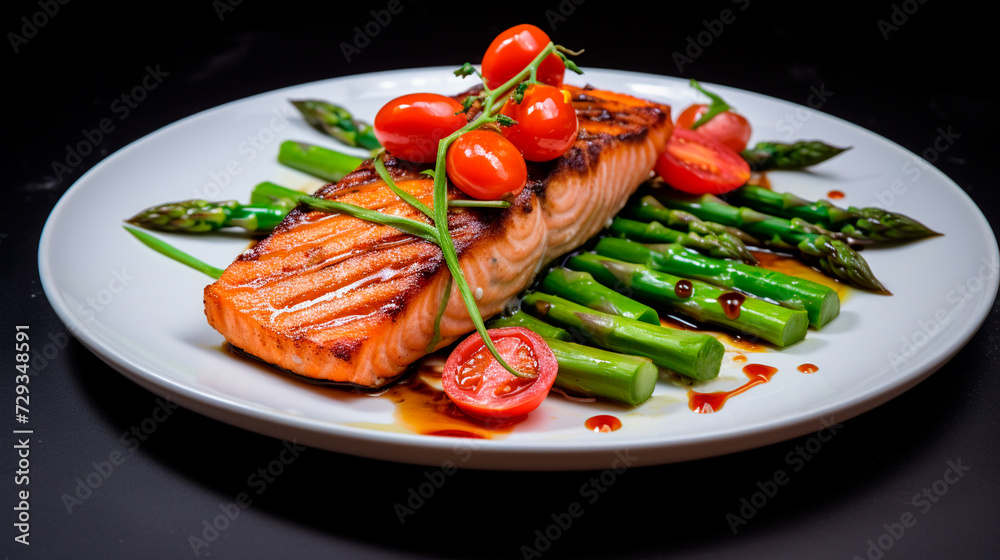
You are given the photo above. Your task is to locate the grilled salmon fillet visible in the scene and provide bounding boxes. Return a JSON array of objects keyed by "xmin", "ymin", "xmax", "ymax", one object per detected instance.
[{"xmin": 204, "ymin": 85, "xmax": 672, "ymax": 388}]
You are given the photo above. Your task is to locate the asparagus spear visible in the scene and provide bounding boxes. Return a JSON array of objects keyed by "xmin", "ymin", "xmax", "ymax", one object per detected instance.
[
  {"xmin": 290, "ymin": 100, "xmax": 381, "ymax": 151},
  {"xmin": 540, "ymin": 268, "xmax": 660, "ymax": 325},
  {"xmin": 521, "ymin": 292, "xmax": 724, "ymax": 381},
  {"xmin": 652, "ymin": 191, "xmax": 890, "ymax": 294},
  {"xmin": 126, "ymin": 199, "xmax": 289, "ymax": 233},
  {"xmin": 546, "ymin": 338, "xmax": 658, "ymax": 406},
  {"xmin": 594, "ymin": 237, "xmax": 840, "ymax": 329},
  {"xmin": 610, "ymin": 217, "xmax": 757, "ymax": 264},
  {"xmin": 567, "ymin": 253, "xmax": 809, "ymax": 347},
  {"xmin": 487, "ymin": 310, "xmax": 572, "ymax": 341},
  {"xmin": 278, "ymin": 140, "xmax": 366, "ymax": 182},
  {"xmin": 740, "ymin": 141, "xmax": 849, "ymax": 171},
  {"xmin": 730, "ymin": 185, "xmax": 941, "ymax": 242},
  {"xmin": 622, "ymin": 195, "xmax": 760, "ymax": 247},
  {"xmin": 249, "ymin": 181, "xmax": 306, "ymax": 208},
  {"xmin": 488, "ymin": 310, "xmax": 658, "ymax": 405}
]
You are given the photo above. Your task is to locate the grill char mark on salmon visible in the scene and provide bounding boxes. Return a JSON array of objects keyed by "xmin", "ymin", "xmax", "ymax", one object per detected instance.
[{"xmin": 203, "ymin": 86, "xmax": 673, "ymax": 388}]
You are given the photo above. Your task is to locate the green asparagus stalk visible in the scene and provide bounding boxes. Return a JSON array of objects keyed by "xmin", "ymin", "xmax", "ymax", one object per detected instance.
[
  {"xmin": 249, "ymin": 181, "xmax": 305, "ymax": 208},
  {"xmin": 623, "ymin": 195, "xmax": 761, "ymax": 247},
  {"xmin": 730, "ymin": 185, "xmax": 941, "ymax": 242},
  {"xmin": 540, "ymin": 268, "xmax": 660, "ymax": 325},
  {"xmin": 521, "ymin": 292, "xmax": 724, "ymax": 381},
  {"xmin": 487, "ymin": 310, "xmax": 658, "ymax": 405},
  {"xmin": 546, "ymin": 338, "xmax": 658, "ymax": 406},
  {"xmin": 652, "ymin": 191, "xmax": 890, "ymax": 294},
  {"xmin": 126, "ymin": 199, "xmax": 289, "ymax": 233},
  {"xmin": 594, "ymin": 237, "xmax": 840, "ymax": 329},
  {"xmin": 278, "ymin": 140, "xmax": 366, "ymax": 182},
  {"xmin": 290, "ymin": 100, "xmax": 382, "ymax": 151},
  {"xmin": 487, "ymin": 310, "xmax": 572, "ymax": 341},
  {"xmin": 567, "ymin": 253, "xmax": 809, "ymax": 347},
  {"xmin": 740, "ymin": 141, "xmax": 849, "ymax": 171},
  {"xmin": 609, "ymin": 217, "xmax": 757, "ymax": 264}
]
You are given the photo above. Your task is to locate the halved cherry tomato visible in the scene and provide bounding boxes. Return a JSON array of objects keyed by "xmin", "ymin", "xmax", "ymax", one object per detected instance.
[
  {"xmin": 676, "ymin": 104, "xmax": 752, "ymax": 153},
  {"xmin": 654, "ymin": 128, "xmax": 751, "ymax": 195},
  {"xmin": 442, "ymin": 327, "xmax": 558, "ymax": 420},
  {"xmin": 481, "ymin": 24, "xmax": 565, "ymax": 90},
  {"xmin": 373, "ymin": 93, "xmax": 468, "ymax": 163},
  {"xmin": 446, "ymin": 130, "xmax": 527, "ymax": 199},
  {"xmin": 500, "ymin": 84, "xmax": 579, "ymax": 162}
]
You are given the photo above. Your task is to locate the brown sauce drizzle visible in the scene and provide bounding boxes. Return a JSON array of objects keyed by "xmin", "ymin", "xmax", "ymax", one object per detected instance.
[
  {"xmin": 748, "ymin": 172, "xmax": 770, "ymax": 189},
  {"xmin": 381, "ymin": 364, "xmax": 522, "ymax": 439},
  {"xmin": 674, "ymin": 279, "xmax": 693, "ymax": 299},
  {"xmin": 659, "ymin": 315, "xmax": 765, "ymax": 352},
  {"xmin": 374, "ymin": 250, "xmax": 835, "ymax": 431},
  {"xmin": 688, "ymin": 364, "xmax": 778, "ymax": 413},
  {"xmin": 585, "ymin": 415, "xmax": 622, "ymax": 433},
  {"xmin": 753, "ymin": 251, "xmax": 849, "ymax": 301},
  {"xmin": 717, "ymin": 292, "xmax": 746, "ymax": 320}
]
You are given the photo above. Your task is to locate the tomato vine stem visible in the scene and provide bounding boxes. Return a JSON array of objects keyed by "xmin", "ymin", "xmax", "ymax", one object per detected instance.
[
  {"xmin": 306, "ymin": 41, "xmax": 579, "ymax": 378},
  {"xmin": 428, "ymin": 42, "xmax": 566, "ymax": 378}
]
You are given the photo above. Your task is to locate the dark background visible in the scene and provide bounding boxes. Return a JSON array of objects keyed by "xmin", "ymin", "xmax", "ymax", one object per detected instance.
[{"xmin": 5, "ymin": 1, "xmax": 998, "ymax": 558}]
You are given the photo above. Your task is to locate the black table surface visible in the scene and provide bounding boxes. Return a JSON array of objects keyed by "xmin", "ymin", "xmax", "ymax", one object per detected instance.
[{"xmin": 6, "ymin": 1, "xmax": 999, "ymax": 558}]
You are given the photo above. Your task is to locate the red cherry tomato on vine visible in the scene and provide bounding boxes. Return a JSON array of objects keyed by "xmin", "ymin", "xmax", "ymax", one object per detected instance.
[
  {"xmin": 481, "ymin": 24, "xmax": 565, "ymax": 90},
  {"xmin": 654, "ymin": 128, "xmax": 751, "ymax": 195},
  {"xmin": 676, "ymin": 104, "xmax": 752, "ymax": 153},
  {"xmin": 446, "ymin": 130, "xmax": 527, "ymax": 199},
  {"xmin": 442, "ymin": 327, "xmax": 558, "ymax": 420},
  {"xmin": 500, "ymin": 84, "xmax": 579, "ymax": 162},
  {"xmin": 373, "ymin": 93, "xmax": 468, "ymax": 163}
]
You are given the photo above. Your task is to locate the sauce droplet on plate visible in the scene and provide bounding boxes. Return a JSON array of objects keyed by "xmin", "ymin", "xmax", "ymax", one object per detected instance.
[
  {"xmin": 827, "ymin": 190, "xmax": 845, "ymax": 200},
  {"xmin": 688, "ymin": 364, "xmax": 778, "ymax": 413},
  {"xmin": 797, "ymin": 363, "xmax": 819, "ymax": 374},
  {"xmin": 585, "ymin": 415, "xmax": 622, "ymax": 433}
]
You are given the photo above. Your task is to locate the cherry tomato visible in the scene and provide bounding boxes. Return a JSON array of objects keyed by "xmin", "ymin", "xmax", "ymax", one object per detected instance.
[
  {"xmin": 442, "ymin": 327, "xmax": 558, "ymax": 420},
  {"xmin": 446, "ymin": 130, "xmax": 527, "ymax": 199},
  {"xmin": 373, "ymin": 93, "xmax": 468, "ymax": 163},
  {"xmin": 654, "ymin": 128, "xmax": 751, "ymax": 195},
  {"xmin": 500, "ymin": 84, "xmax": 579, "ymax": 162},
  {"xmin": 676, "ymin": 104, "xmax": 752, "ymax": 153},
  {"xmin": 481, "ymin": 24, "xmax": 565, "ymax": 90}
]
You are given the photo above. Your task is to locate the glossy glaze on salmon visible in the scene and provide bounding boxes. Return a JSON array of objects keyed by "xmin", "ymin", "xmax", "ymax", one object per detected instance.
[{"xmin": 204, "ymin": 86, "xmax": 673, "ymax": 388}]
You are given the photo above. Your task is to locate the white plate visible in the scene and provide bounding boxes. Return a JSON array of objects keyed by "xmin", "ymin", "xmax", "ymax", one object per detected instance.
[{"xmin": 39, "ymin": 68, "xmax": 999, "ymax": 470}]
